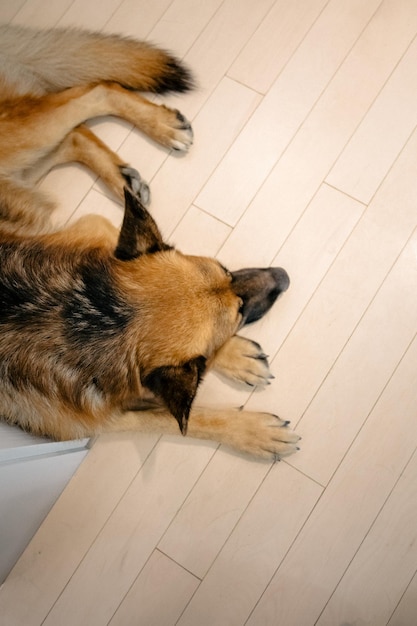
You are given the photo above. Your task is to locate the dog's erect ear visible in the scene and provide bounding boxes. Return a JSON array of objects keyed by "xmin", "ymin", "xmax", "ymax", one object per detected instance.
[
  {"xmin": 115, "ymin": 187, "xmax": 171, "ymax": 260},
  {"xmin": 143, "ymin": 356, "xmax": 207, "ymax": 435}
]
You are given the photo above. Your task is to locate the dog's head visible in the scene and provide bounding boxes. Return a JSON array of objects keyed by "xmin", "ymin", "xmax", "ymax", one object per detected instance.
[{"xmin": 115, "ymin": 187, "xmax": 289, "ymax": 434}]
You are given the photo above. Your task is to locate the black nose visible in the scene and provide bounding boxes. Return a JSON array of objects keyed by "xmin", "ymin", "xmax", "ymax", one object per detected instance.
[
  {"xmin": 269, "ymin": 267, "xmax": 290, "ymax": 292},
  {"xmin": 231, "ymin": 266, "xmax": 290, "ymax": 325}
]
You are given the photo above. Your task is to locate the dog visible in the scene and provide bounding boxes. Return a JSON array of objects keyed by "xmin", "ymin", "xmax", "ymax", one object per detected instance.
[{"xmin": 0, "ymin": 24, "xmax": 300, "ymax": 460}]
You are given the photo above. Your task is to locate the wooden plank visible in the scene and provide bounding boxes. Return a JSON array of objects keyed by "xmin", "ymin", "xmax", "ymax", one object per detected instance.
[
  {"xmin": 109, "ymin": 550, "xmax": 199, "ymax": 626},
  {"xmin": 388, "ymin": 572, "xmax": 417, "ymax": 626},
  {"xmin": 40, "ymin": 165, "xmax": 99, "ymax": 228},
  {"xmin": 149, "ymin": 77, "xmax": 261, "ymax": 237},
  {"xmin": 171, "ymin": 206, "xmax": 231, "ymax": 257},
  {"xmin": 195, "ymin": 0, "xmax": 384, "ymax": 230},
  {"xmin": 57, "ymin": 0, "xmax": 123, "ymax": 29},
  {"xmin": 67, "ymin": 188, "xmax": 124, "ymax": 229},
  {"xmin": 317, "ymin": 450, "xmax": 417, "ymax": 625},
  {"xmin": 248, "ymin": 126, "xmax": 417, "ymax": 424},
  {"xmin": 148, "ymin": 0, "xmax": 223, "ymax": 59},
  {"xmin": 245, "ymin": 335, "xmax": 417, "ymax": 626},
  {"xmin": 177, "ymin": 462, "xmax": 322, "ymax": 626},
  {"xmin": 102, "ymin": 0, "xmax": 172, "ymax": 38},
  {"xmin": 215, "ymin": 0, "xmax": 416, "ymax": 265},
  {"xmin": 159, "ymin": 447, "xmax": 271, "ymax": 578},
  {"xmin": 327, "ymin": 4, "xmax": 417, "ymax": 203},
  {"xmin": 288, "ymin": 227, "xmax": 417, "ymax": 485},
  {"xmin": 228, "ymin": 0, "xmax": 328, "ymax": 94},
  {"xmin": 162, "ymin": 0, "xmax": 276, "ymax": 119},
  {"xmin": 12, "ymin": 0, "xmax": 74, "ymax": 27},
  {"xmin": 42, "ymin": 437, "xmax": 215, "ymax": 626},
  {"xmin": 0, "ymin": 0, "xmax": 27, "ymax": 22}
]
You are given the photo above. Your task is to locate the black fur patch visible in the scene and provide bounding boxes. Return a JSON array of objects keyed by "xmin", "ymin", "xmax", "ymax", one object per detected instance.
[
  {"xmin": 62, "ymin": 254, "xmax": 132, "ymax": 341},
  {"xmin": 115, "ymin": 186, "xmax": 172, "ymax": 261},
  {"xmin": 0, "ymin": 242, "xmax": 132, "ymax": 338},
  {"xmin": 143, "ymin": 356, "xmax": 207, "ymax": 434},
  {"xmin": 0, "ymin": 241, "xmax": 55, "ymax": 326},
  {"xmin": 154, "ymin": 57, "xmax": 195, "ymax": 94}
]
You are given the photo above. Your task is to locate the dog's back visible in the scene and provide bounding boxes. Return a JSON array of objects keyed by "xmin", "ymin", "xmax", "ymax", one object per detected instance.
[{"xmin": 0, "ymin": 24, "xmax": 193, "ymax": 99}]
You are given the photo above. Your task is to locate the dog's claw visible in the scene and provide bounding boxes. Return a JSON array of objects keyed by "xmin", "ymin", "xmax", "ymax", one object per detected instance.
[
  {"xmin": 120, "ymin": 166, "xmax": 151, "ymax": 206},
  {"xmin": 232, "ymin": 412, "xmax": 301, "ymax": 460},
  {"xmin": 168, "ymin": 110, "xmax": 193, "ymax": 151},
  {"xmin": 213, "ymin": 336, "xmax": 276, "ymax": 388}
]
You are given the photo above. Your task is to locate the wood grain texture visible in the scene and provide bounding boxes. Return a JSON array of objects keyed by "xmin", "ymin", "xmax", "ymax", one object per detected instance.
[{"xmin": 1, "ymin": 1, "xmax": 416, "ymax": 625}]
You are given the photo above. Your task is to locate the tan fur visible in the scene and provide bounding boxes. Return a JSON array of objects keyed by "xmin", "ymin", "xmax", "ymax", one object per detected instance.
[{"xmin": 0, "ymin": 25, "xmax": 300, "ymax": 460}]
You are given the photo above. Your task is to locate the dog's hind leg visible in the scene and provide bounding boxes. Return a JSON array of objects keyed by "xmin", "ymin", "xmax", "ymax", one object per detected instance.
[
  {"xmin": 0, "ymin": 177, "xmax": 55, "ymax": 235},
  {"xmin": 25, "ymin": 124, "xmax": 150, "ymax": 204},
  {"xmin": 0, "ymin": 83, "xmax": 193, "ymax": 177},
  {"xmin": 93, "ymin": 83, "xmax": 194, "ymax": 151}
]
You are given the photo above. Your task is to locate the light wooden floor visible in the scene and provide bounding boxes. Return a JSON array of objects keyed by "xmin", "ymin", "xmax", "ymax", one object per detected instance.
[{"xmin": 1, "ymin": 0, "xmax": 417, "ymax": 624}]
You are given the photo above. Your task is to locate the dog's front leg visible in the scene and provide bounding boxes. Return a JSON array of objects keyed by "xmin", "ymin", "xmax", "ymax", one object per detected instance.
[
  {"xmin": 103, "ymin": 407, "xmax": 300, "ymax": 461},
  {"xmin": 209, "ymin": 335, "xmax": 274, "ymax": 388}
]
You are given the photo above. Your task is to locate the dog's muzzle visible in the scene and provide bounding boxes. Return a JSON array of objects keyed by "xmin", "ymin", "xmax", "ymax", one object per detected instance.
[{"xmin": 231, "ymin": 267, "xmax": 290, "ymax": 326}]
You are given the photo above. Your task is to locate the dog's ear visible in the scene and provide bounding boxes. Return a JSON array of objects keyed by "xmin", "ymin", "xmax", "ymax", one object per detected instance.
[
  {"xmin": 115, "ymin": 187, "xmax": 171, "ymax": 260},
  {"xmin": 143, "ymin": 356, "xmax": 207, "ymax": 434}
]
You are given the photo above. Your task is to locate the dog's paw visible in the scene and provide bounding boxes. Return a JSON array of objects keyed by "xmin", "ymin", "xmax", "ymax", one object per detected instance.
[
  {"xmin": 219, "ymin": 410, "xmax": 301, "ymax": 461},
  {"xmin": 169, "ymin": 110, "xmax": 194, "ymax": 151},
  {"xmin": 212, "ymin": 335, "xmax": 273, "ymax": 387},
  {"xmin": 156, "ymin": 107, "xmax": 193, "ymax": 152},
  {"xmin": 120, "ymin": 166, "xmax": 151, "ymax": 206}
]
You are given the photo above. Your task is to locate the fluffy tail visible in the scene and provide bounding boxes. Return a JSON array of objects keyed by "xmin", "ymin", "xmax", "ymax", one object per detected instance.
[{"xmin": 0, "ymin": 24, "xmax": 194, "ymax": 97}]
